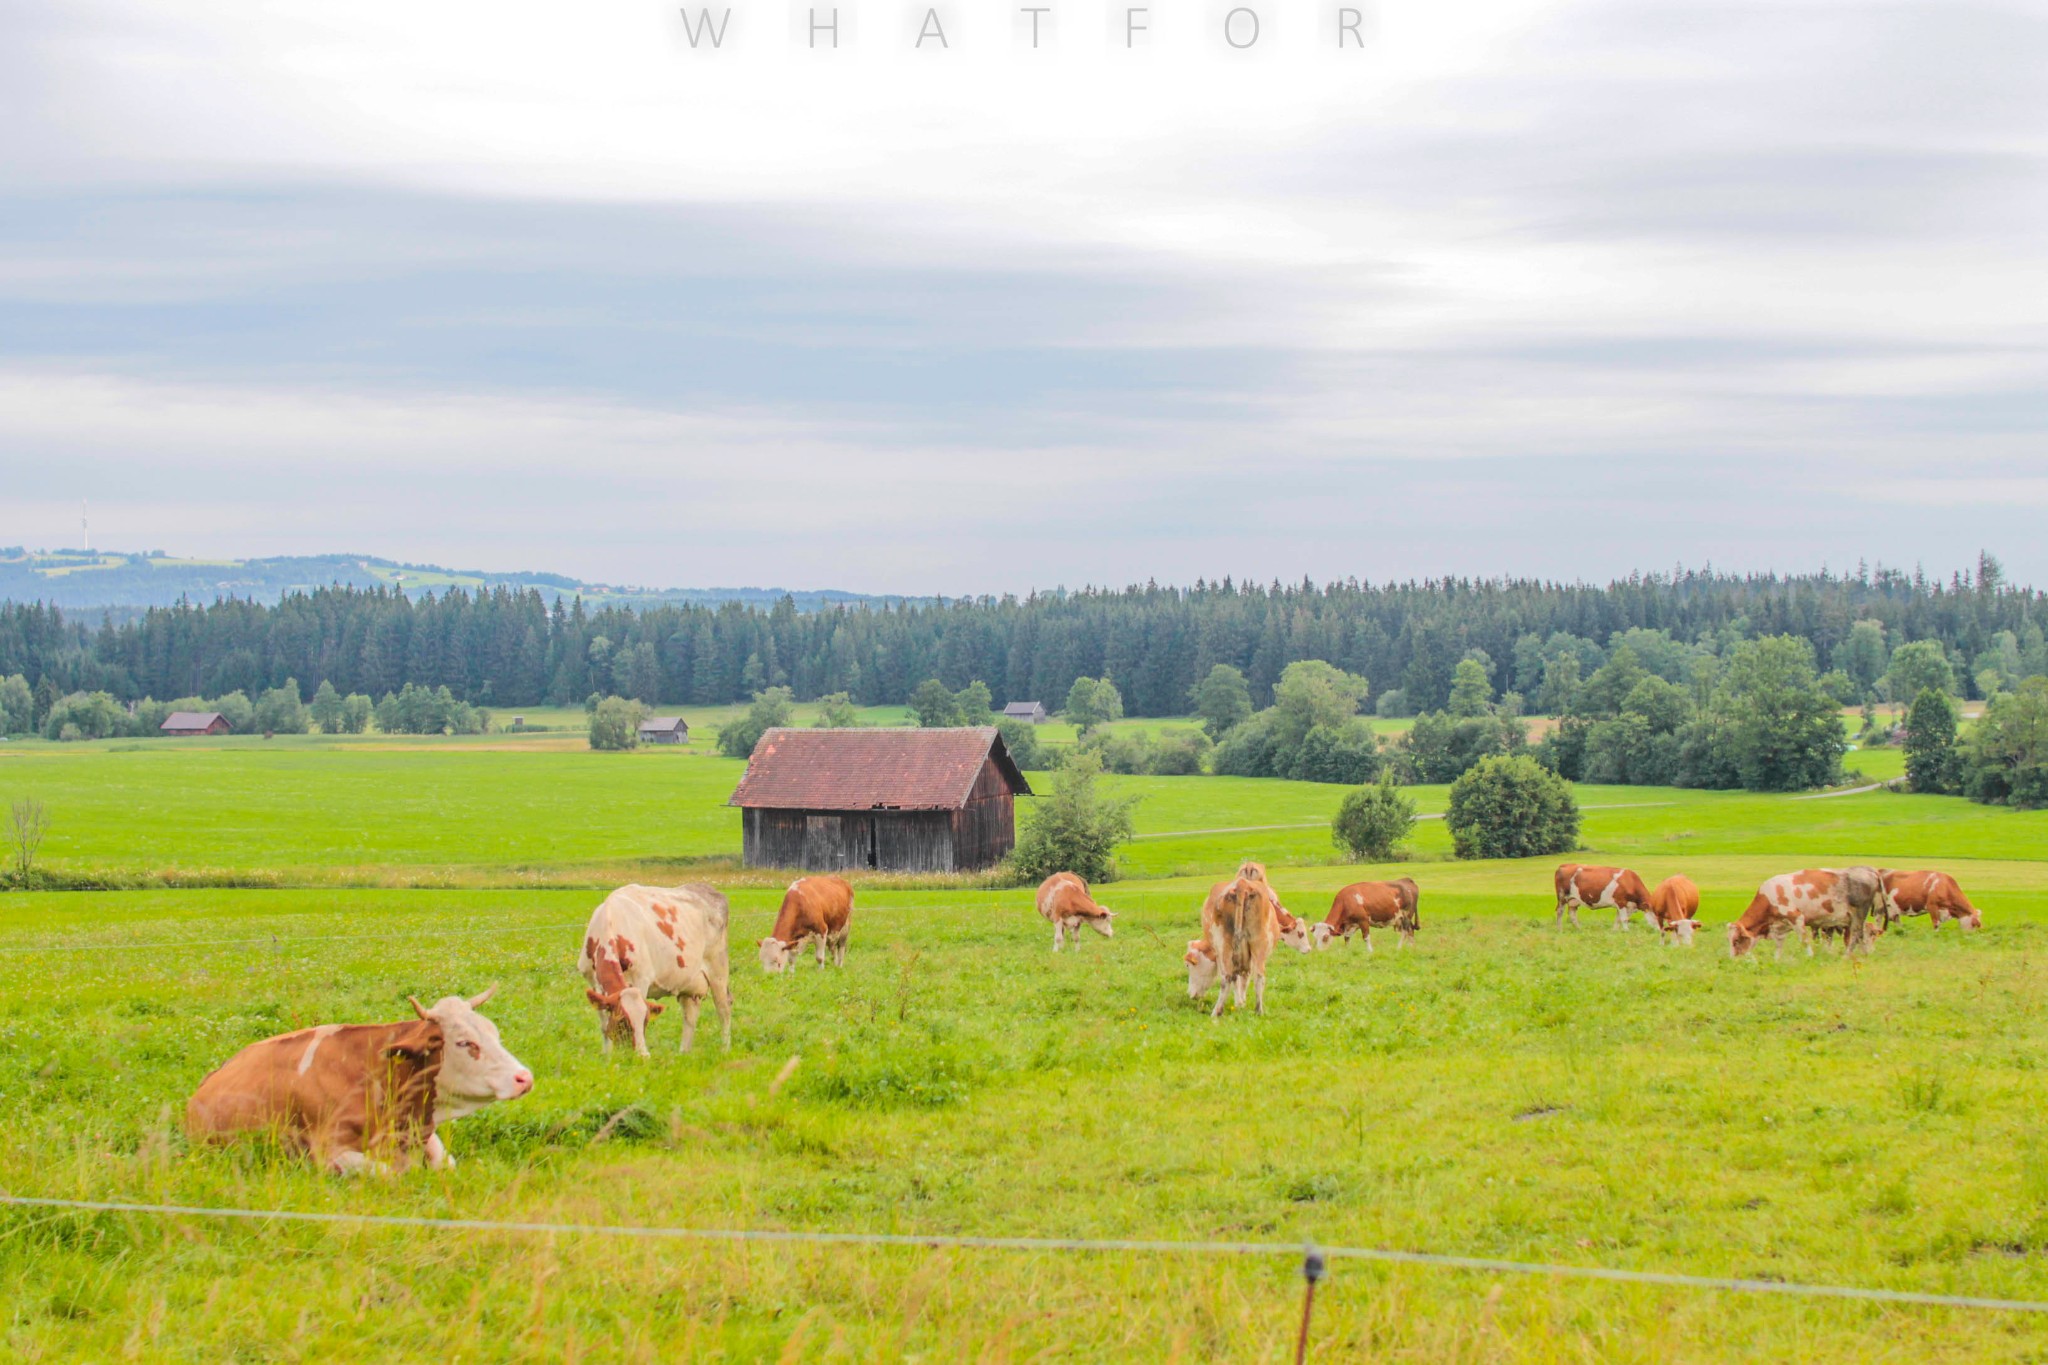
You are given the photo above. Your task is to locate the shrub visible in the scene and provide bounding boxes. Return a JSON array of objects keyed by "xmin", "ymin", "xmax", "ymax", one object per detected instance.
[
  {"xmin": 1075, "ymin": 726, "xmax": 1210, "ymax": 777},
  {"xmin": 1010, "ymin": 753, "xmax": 1139, "ymax": 883},
  {"xmin": 1332, "ymin": 773, "xmax": 1416, "ymax": 861},
  {"xmin": 42, "ymin": 691, "xmax": 127, "ymax": 741},
  {"xmin": 1445, "ymin": 755, "xmax": 1580, "ymax": 860},
  {"xmin": 1374, "ymin": 688, "xmax": 1413, "ymax": 719},
  {"xmin": 374, "ymin": 683, "xmax": 487, "ymax": 735},
  {"xmin": 717, "ymin": 686, "xmax": 795, "ymax": 758},
  {"xmin": 253, "ymin": 680, "xmax": 310, "ymax": 735},
  {"xmin": 813, "ymin": 692, "xmax": 860, "ymax": 728},
  {"xmin": 994, "ymin": 716, "xmax": 1044, "ymax": 769},
  {"xmin": 1290, "ymin": 721, "xmax": 1381, "ymax": 784},
  {"xmin": 588, "ymin": 696, "xmax": 645, "ymax": 751},
  {"xmin": 1401, "ymin": 711, "xmax": 1521, "ymax": 783}
]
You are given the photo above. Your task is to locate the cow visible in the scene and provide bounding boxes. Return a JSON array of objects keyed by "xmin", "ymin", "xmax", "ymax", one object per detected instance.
[
  {"xmin": 579, "ymin": 883, "xmax": 734, "ymax": 1055},
  {"xmin": 1643, "ymin": 874, "xmax": 1702, "ymax": 946},
  {"xmin": 1200, "ymin": 874, "xmax": 1280, "ymax": 1018},
  {"xmin": 185, "ymin": 987, "xmax": 531, "ymax": 1174},
  {"xmin": 1184, "ymin": 937, "xmax": 1220, "ymax": 1000},
  {"xmin": 1728, "ymin": 867, "xmax": 1883, "ymax": 958},
  {"xmin": 759, "ymin": 875, "xmax": 855, "ymax": 973},
  {"xmin": 1875, "ymin": 870, "xmax": 1982, "ymax": 934},
  {"xmin": 1554, "ymin": 864, "xmax": 1653, "ymax": 929},
  {"xmin": 1311, "ymin": 878, "xmax": 1420, "ymax": 951},
  {"xmin": 1036, "ymin": 872, "xmax": 1116, "ymax": 950},
  {"xmin": 1234, "ymin": 859, "xmax": 1312, "ymax": 953}
]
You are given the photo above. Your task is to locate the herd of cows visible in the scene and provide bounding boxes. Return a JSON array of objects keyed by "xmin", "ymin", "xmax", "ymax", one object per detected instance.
[{"xmin": 180, "ymin": 860, "xmax": 1983, "ymax": 1174}]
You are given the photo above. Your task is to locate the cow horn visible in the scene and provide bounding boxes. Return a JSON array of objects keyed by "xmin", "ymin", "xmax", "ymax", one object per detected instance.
[
  {"xmin": 468, "ymin": 983, "xmax": 499, "ymax": 1008},
  {"xmin": 409, "ymin": 995, "xmax": 430, "ymax": 1020}
]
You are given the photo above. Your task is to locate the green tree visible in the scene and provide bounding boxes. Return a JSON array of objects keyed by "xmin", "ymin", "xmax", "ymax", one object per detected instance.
[
  {"xmin": 1714, "ymin": 636, "xmax": 1845, "ymax": 791},
  {"xmin": 1885, "ymin": 640, "xmax": 1955, "ymax": 704},
  {"xmin": 1190, "ymin": 663, "xmax": 1253, "ymax": 740},
  {"xmin": 254, "ymin": 679, "xmax": 310, "ymax": 734},
  {"xmin": 1536, "ymin": 655, "xmax": 1581, "ymax": 716},
  {"xmin": 1009, "ymin": 752, "xmax": 1139, "ymax": 883},
  {"xmin": 588, "ymin": 696, "xmax": 645, "ymax": 751},
  {"xmin": 1063, "ymin": 677, "xmax": 1124, "ymax": 734},
  {"xmin": 813, "ymin": 692, "xmax": 860, "ymax": 728},
  {"xmin": 1269, "ymin": 660, "xmax": 1367, "ymax": 747},
  {"xmin": 1332, "ymin": 773, "xmax": 1417, "ymax": 861},
  {"xmin": 1963, "ymin": 677, "xmax": 2048, "ymax": 808},
  {"xmin": 1444, "ymin": 755, "xmax": 1581, "ymax": 860},
  {"xmin": 339, "ymin": 693, "xmax": 373, "ymax": 734},
  {"xmin": 1447, "ymin": 657, "xmax": 1493, "ymax": 718},
  {"xmin": 213, "ymin": 690, "xmax": 255, "ymax": 733},
  {"xmin": 1840, "ymin": 619, "xmax": 1888, "ymax": 694},
  {"xmin": 1902, "ymin": 687, "xmax": 1961, "ymax": 794},
  {"xmin": 954, "ymin": 679, "xmax": 994, "ymax": 722},
  {"xmin": 994, "ymin": 715, "xmax": 1045, "ymax": 769},
  {"xmin": 910, "ymin": 678, "xmax": 962, "ymax": 727},
  {"xmin": 717, "ymin": 686, "xmax": 795, "ymax": 758},
  {"xmin": 42, "ymin": 691, "xmax": 127, "ymax": 741},
  {"xmin": 309, "ymin": 679, "xmax": 344, "ymax": 733},
  {"xmin": 1576, "ymin": 645, "xmax": 1647, "ymax": 717},
  {"xmin": 0, "ymin": 673, "xmax": 34, "ymax": 734}
]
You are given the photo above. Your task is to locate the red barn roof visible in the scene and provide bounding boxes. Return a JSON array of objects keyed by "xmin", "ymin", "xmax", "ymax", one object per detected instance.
[{"xmin": 728, "ymin": 727, "xmax": 1031, "ymax": 811}]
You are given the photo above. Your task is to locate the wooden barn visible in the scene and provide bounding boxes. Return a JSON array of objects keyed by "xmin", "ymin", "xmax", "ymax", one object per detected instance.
[
  {"xmin": 1002, "ymin": 701, "xmax": 1048, "ymax": 724},
  {"xmin": 161, "ymin": 710, "xmax": 230, "ymax": 737},
  {"xmin": 728, "ymin": 727, "xmax": 1031, "ymax": 873},
  {"xmin": 637, "ymin": 716, "xmax": 690, "ymax": 745}
]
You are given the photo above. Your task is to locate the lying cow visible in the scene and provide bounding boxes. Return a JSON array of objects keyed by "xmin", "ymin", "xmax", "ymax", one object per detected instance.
[
  {"xmin": 1644, "ymin": 875, "xmax": 1702, "ymax": 946},
  {"xmin": 1200, "ymin": 874, "xmax": 1281, "ymax": 1018},
  {"xmin": 1036, "ymin": 872, "xmax": 1115, "ymax": 950},
  {"xmin": 1554, "ymin": 864, "xmax": 1652, "ymax": 929},
  {"xmin": 1234, "ymin": 860, "xmax": 1312, "ymax": 952},
  {"xmin": 579, "ymin": 882, "xmax": 734, "ymax": 1055},
  {"xmin": 1875, "ymin": 869, "xmax": 1982, "ymax": 934},
  {"xmin": 1728, "ymin": 866, "xmax": 1882, "ymax": 958},
  {"xmin": 1311, "ymin": 878, "xmax": 1420, "ymax": 951},
  {"xmin": 186, "ymin": 988, "xmax": 531, "ymax": 1174},
  {"xmin": 759, "ymin": 874, "xmax": 854, "ymax": 972}
]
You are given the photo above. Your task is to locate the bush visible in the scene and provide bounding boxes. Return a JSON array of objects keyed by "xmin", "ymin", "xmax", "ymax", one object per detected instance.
[
  {"xmin": 1445, "ymin": 755, "xmax": 1580, "ymax": 860},
  {"xmin": 813, "ymin": 692, "xmax": 860, "ymax": 728},
  {"xmin": 1213, "ymin": 711, "xmax": 1280, "ymax": 777},
  {"xmin": 1289, "ymin": 721, "xmax": 1381, "ymax": 784},
  {"xmin": 1332, "ymin": 773, "xmax": 1416, "ymax": 861},
  {"xmin": 1075, "ymin": 726, "xmax": 1210, "ymax": 777},
  {"xmin": 374, "ymin": 683, "xmax": 487, "ymax": 735},
  {"xmin": 717, "ymin": 686, "xmax": 794, "ymax": 758},
  {"xmin": 1374, "ymin": 688, "xmax": 1413, "ymax": 719},
  {"xmin": 1010, "ymin": 753, "xmax": 1139, "ymax": 883},
  {"xmin": 253, "ymin": 680, "xmax": 310, "ymax": 735},
  {"xmin": 588, "ymin": 696, "xmax": 645, "ymax": 751},
  {"xmin": 994, "ymin": 716, "xmax": 1044, "ymax": 769},
  {"xmin": 1401, "ymin": 711, "xmax": 1521, "ymax": 783},
  {"xmin": 43, "ymin": 691, "xmax": 127, "ymax": 741}
]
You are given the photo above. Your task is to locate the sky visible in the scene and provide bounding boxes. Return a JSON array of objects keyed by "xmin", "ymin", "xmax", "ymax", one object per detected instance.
[{"xmin": 2, "ymin": 0, "xmax": 2045, "ymax": 594}]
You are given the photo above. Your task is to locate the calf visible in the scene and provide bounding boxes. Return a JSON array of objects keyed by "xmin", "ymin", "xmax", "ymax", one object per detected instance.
[
  {"xmin": 759, "ymin": 875, "xmax": 855, "ymax": 972},
  {"xmin": 185, "ymin": 988, "xmax": 531, "ymax": 1174},
  {"xmin": 1876, "ymin": 870, "xmax": 1982, "ymax": 933},
  {"xmin": 1201, "ymin": 874, "xmax": 1280, "ymax": 1018},
  {"xmin": 1234, "ymin": 859, "xmax": 1312, "ymax": 953},
  {"xmin": 1036, "ymin": 871, "xmax": 1116, "ymax": 950},
  {"xmin": 579, "ymin": 883, "xmax": 734, "ymax": 1055},
  {"xmin": 1311, "ymin": 878, "xmax": 1420, "ymax": 951},
  {"xmin": 1554, "ymin": 864, "xmax": 1652, "ymax": 929},
  {"xmin": 1644, "ymin": 875, "xmax": 1702, "ymax": 946},
  {"xmin": 1728, "ymin": 867, "xmax": 1882, "ymax": 959}
]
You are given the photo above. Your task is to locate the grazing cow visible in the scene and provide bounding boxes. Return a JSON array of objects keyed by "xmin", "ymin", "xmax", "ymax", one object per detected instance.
[
  {"xmin": 1311, "ymin": 878, "xmax": 1420, "ymax": 951},
  {"xmin": 185, "ymin": 988, "xmax": 531, "ymax": 1174},
  {"xmin": 1235, "ymin": 860, "xmax": 1312, "ymax": 952},
  {"xmin": 1184, "ymin": 937, "xmax": 1219, "ymax": 1000},
  {"xmin": 579, "ymin": 883, "xmax": 734, "ymax": 1055},
  {"xmin": 1036, "ymin": 872, "xmax": 1116, "ymax": 950},
  {"xmin": 759, "ymin": 875, "xmax": 855, "ymax": 973},
  {"xmin": 1644, "ymin": 875, "xmax": 1702, "ymax": 946},
  {"xmin": 1728, "ymin": 867, "xmax": 1883, "ymax": 959},
  {"xmin": 1875, "ymin": 870, "xmax": 1982, "ymax": 933},
  {"xmin": 1200, "ymin": 874, "xmax": 1280, "ymax": 1018},
  {"xmin": 1554, "ymin": 864, "xmax": 1653, "ymax": 929}
]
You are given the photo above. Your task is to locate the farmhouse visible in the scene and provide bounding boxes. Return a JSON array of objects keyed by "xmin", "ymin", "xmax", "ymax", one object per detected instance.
[
  {"xmin": 160, "ymin": 710, "xmax": 230, "ymax": 737},
  {"xmin": 729, "ymin": 726, "xmax": 1030, "ymax": 873},
  {"xmin": 637, "ymin": 716, "xmax": 690, "ymax": 745},
  {"xmin": 1002, "ymin": 701, "xmax": 1048, "ymax": 724}
]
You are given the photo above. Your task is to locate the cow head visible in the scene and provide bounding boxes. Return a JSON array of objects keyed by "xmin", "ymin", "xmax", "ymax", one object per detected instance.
[
  {"xmin": 1727, "ymin": 922, "xmax": 1757, "ymax": 958},
  {"xmin": 584, "ymin": 984, "xmax": 665, "ymax": 1055},
  {"xmin": 1084, "ymin": 910, "xmax": 1115, "ymax": 938},
  {"xmin": 1184, "ymin": 939, "xmax": 1218, "ymax": 999},
  {"xmin": 758, "ymin": 935, "xmax": 798, "ymax": 974},
  {"xmin": 408, "ymin": 987, "xmax": 533, "ymax": 1119},
  {"xmin": 1310, "ymin": 922, "xmax": 1338, "ymax": 950},
  {"xmin": 1276, "ymin": 912, "xmax": 1313, "ymax": 953},
  {"xmin": 1668, "ymin": 919, "xmax": 1698, "ymax": 947}
]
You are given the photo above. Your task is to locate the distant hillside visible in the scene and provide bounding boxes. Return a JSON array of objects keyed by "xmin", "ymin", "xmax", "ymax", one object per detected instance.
[{"xmin": 0, "ymin": 548, "xmax": 920, "ymax": 613}]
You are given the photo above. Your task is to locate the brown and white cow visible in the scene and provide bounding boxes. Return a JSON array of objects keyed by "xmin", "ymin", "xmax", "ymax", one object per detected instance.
[
  {"xmin": 1200, "ymin": 874, "xmax": 1281, "ymax": 1018},
  {"xmin": 1184, "ymin": 937, "xmax": 1220, "ymax": 1000},
  {"xmin": 1875, "ymin": 869, "xmax": 1982, "ymax": 933},
  {"xmin": 1036, "ymin": 871, "xmax": 1116, "ymax": 950},
  {"xmin": 1311, "ymin": 878, "xmax": 1420, "ymax": 951},
  {"xmin": 1728, "ymin": 867, "xmax": 1883, "ymax": 958},
  {"xmin": 759, "ymin": 875, "xmax": 854, "ymax": 973},
  {"xmin": 185, "ymin": 988, "xmax": 531, "ymax": 1174},
  {"xmin": 1235, "ymin": 860, "xmax": 1312, "ymax": 953},
  {"xmin": 1644, "ymin": 875, "xmax": 1702, "ymax": 946},
  {"xmin": 1554, "ymin": 864, "xmax": 1653, "ymax": 929},
  {"xmin": 579, "ymin": 883, "xmax": 734, "ymax": 1055}
]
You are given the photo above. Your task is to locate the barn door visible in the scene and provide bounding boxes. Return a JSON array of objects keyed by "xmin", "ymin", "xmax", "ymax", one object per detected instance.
[{"xmin": 802, "ymin": 815, "xmax": 847, "ymax": 869}]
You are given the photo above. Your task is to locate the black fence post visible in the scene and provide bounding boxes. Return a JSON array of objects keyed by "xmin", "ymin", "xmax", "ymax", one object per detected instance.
[{"xmin": 1296, "ymin": 1242, "xmax": 1326, "ymax": 1365}]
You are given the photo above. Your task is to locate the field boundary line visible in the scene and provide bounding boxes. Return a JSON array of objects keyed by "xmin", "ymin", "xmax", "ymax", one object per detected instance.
[
  {"xmin": 3, "ymin": 1195, "xmax": 2044, "ymax": 1314},
  {"xmin": 0, "ymin": 921, "xmax": 591, "ymax": 955},
  {"xmin": 1132, "ymin": 802, "xmax": 1676, "ymax": 840}
]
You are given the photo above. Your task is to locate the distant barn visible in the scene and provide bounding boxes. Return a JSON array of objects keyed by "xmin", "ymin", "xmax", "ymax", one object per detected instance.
[
  {"xmin": 728, "ymin": 727, "xmax": 1031, "ymax": 873},
  {"xmin": 637, "ymin": 716, "xmax": 690, "ymax": 745},
  {"xmin": 161, "ymin": 711, "xmax": 230, "ymax": 737},
  {"xmin": 1002, "ymin": 701, "xmax": 1048, "ymax": 725}
]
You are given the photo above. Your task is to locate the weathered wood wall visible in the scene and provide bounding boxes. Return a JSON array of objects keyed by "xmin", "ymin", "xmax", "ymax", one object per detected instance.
[{"xmin": 739, "ymin": 755, "xmax": 1017, "ymax": 872}]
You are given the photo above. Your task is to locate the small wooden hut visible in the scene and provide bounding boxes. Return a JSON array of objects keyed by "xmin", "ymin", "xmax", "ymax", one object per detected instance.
[{"xmin": 161, "ymin": 711, "xmax": 230, "ymax": 737}]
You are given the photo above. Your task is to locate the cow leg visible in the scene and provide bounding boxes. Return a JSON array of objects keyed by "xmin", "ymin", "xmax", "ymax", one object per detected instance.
[
  {"xmin": 1211, "ymin": 976, "xmax": 1230, "ymax": 1019},
  {"xmin": 711, "ymin": 976, "xmax": 733, "ymax": 1049},
  {"xmin": 1616, "ymin": 903, "xmax": 1629, "ymax": 931},
  {"xmin": 813, "ymin": 935, "xmax": 828, "ymax": 967},
  {"xmin": 678, "ymin": 996, "xmax": 702, "ymax": 1053},
  {"xmin": 424, "ymin": 1133, "xmax": 454, "ymax": 1171},
  {"xmin": 1052, "ymin": 920, "xmax": 1064, "ymax": 951},
  {"xmin": 1568, "ymin": 904, "xmax": 1580, "ymax": 929},
  {"xmin": 833, "ymin": 931, "xmax": 848, "ymax": 966},
  {"xmin": 1254, "ymin": 972, "xmax": 1266, "ymax": 1016},
  {"xmin": 330, "ymin": 1149, "xmax": 387, "ymax": 1177},
  {"xmin": 1554, "ymin": 899, "xmax": 1567, "ymax": 928}
]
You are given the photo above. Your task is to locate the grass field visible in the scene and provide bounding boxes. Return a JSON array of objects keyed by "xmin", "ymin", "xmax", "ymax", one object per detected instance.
[{"xmin": 3, "ymin": 739, "xmax": 2048, "ymax": 1359}]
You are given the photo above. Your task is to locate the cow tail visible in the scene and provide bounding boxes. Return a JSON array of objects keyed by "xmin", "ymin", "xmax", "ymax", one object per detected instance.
[{"xmin": 1223, "ymin": 886, "xmax": 1256, "ymax": 979}]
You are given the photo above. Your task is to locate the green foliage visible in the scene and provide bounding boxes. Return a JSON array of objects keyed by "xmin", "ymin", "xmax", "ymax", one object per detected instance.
[
  {"xmin": 1373, "ymin": 688, "xmax": 1413, "ymax": 719},
  {"xmin": 1818, "ymin": 669, "xmax": 1863, "ymax": 708},
  {"xmin": 0, "ymin": 673, "xmax": 32, "ymax": 734},
  {"xmin": 1444, "ymin": 755, "xmax": 1581, "ymax": 860},
  {"xmin": 253, "ymin": 680, "xmax": 310, "ymax": 735},
  {"xmin": 587, "ymin": 696, "xmax": 645, "ymax": 751},
  {"xmin": 374, "ymin": 684, "xmax": 487, "ymax": 736},
  {"xmin": 910, "ymin": 678, "xmax": 960, "ymax": 727},
  {"xmin": 1189, "ymin": 664, "xmax": 1252, "ymax": 740},
  {"xmin": 1447, "ymin": 657, "xmax": 1493, "ymax": 718},
  {"xmin": 1841, "ymin": 618, "xmax": 1889, "ymax": 693},
  {"xmin": 213, "ymin": 690, "xmax": 255, "ymax": 733},
  {"xmin": 1400, "ymin": 711, "xmax": 1522, "ymax": 783},
  {"xmin": 1061, "ymin": 677, "xmax": 1124, "ymax": 734},
  {"xmin": 42, "ymin": 691, "xmax": 127, "ymax": 741},
  {"xmin": 1074, "ymin": 726, "xmax": 1211, "ymax": 777},
  {"xmin": 1885, "ymin": 640, "xmax": 1956, "ymax": 704},
  {"xmin": 812, "ymin": 692, "xmax": 860, "ymax": 728},
  {"xmin": 1269, "ymin": 660, "xmax": 1369, "ymax": 746},
  {"xmin": 1903, "ymin": 687, "xmax": 1962, "ymax": 795},
  {"xmin": 1009, "ymin": 752, "xmax": 1138, "ymax": 883},
  {"xmin": 993, "ymin": 716, "xmax": 1044, "ymax": 769},
  {"xmin": 1713, "ymin": 636, "xmax": 1845, "ymax": 792},
  {"xmin": 716, "ymin": 686, "xmax": 795, "ymax": 758},
  {"xmin": 954, "ymin": 680, "xmax": 993, "ymax": 722},
  {"xmin": 1964, "ymin": 676, "xmax": 2048, "ymax": 808},
  {"xmin": 1536, "ymin": 655, "xmax": 1581, "ymax": 716},
  {"xmin": 338, "ymin": 693, "xmax": 373, "ymax": 735},
  {"xmin": 1331, "ymin": 772, "xmax": 1417, "ymax": 860},
  {"xmin": 309, "ymin": 680, "xmax": 344, "ymax": 733}
]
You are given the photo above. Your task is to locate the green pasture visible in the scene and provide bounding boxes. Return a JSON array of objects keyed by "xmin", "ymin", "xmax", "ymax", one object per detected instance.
[{"xmin": 3, "ymin": 740, "xmax": 2048, "ymax": 1358}]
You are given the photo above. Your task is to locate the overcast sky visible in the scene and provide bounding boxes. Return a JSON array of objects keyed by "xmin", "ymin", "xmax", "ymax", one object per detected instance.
[{"xmin": 3, "ymin": 0, "xmax": 2045, "ymax": 593}]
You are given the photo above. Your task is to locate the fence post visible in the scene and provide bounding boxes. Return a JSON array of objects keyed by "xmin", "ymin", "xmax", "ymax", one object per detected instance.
[{"xmin": 1295, "ymin": 1241, "xmax": 1326, "ymax": 1364}]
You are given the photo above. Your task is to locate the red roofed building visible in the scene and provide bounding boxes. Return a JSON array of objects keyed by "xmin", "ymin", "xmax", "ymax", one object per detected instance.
[{"xmin": 728, "ymin": 727, "xmax": 1031, "ymax": 873}]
